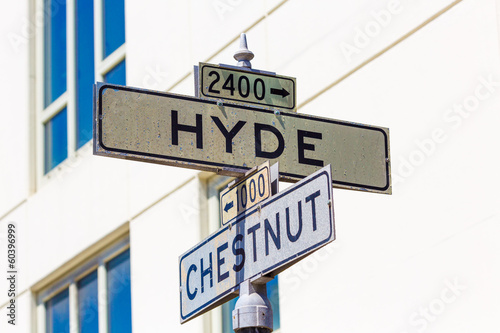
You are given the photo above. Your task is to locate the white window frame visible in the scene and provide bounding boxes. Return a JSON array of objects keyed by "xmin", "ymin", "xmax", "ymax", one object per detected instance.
[
  {"xmin": 36, "ymin": 236, "xmax": 130, "ymax": 333},
  {"xmin": 35, "ymin": 0, "xmax": 126, "ymax": 186}
]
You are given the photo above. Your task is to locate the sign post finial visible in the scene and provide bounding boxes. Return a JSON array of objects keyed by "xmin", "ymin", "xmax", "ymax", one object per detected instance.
[{"xmin": 234, "ymin": 33, "xmax": 254, "ymax": 68}]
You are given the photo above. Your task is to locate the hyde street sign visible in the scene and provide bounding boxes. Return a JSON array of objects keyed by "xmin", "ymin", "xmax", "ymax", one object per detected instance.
[
  {"xmin": 94, "ymin": 83, "xmax": 391, "ymax": 194},
  {"xmin": 198, "ymin": 62, "xmax": 296, "ymax": 111},
  {"xmin": 179, "ymin": 165, "xmax": 335, "ymax": 323}
]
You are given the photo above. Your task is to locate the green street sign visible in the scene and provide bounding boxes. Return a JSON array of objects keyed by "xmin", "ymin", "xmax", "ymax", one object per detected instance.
[{"xmin": 198, "ymin": 62, "xmax": 296, "ymax": 111}]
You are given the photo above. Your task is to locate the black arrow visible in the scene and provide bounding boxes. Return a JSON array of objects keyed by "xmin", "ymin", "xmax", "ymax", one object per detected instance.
[
  {"xmin": 224, "ymin": 201, "xmax": 234, "ymax": 213},
  {"xmin": 270, "ymin": 87, "xmax": 290, "ymax": 98}
]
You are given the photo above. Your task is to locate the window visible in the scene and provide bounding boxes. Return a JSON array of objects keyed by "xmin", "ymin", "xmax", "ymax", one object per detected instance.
[
  {"xmin": 45, "ymin": 288, "xmax": 70, "ymax": 333},
  {"xmin": 38, "ymin": 0, "xmax": 126, "ymax": 175},
  {"xmin": 107, "ymin": 249, "xmax": 132, "ymax": 333},
  {"xmin": 43, "ymin": 0, "xmax": 67, "ymax": 107},
  {"xmin": 77, "ymin": 270, "xmax": 98, "ymax": 332},
  {"xmin": 37, "ymin": 239, "xmax": 131, "ymax": 333},
  {"xmin": 104, "ymin": 59, "xmax": 126, "ymax": 85},
  {"xmin": 102, "ymin": 0, "xmax": 125, "ymax": 58},
  {"xmin": 205, "ymin": 176, "xmax": 281, "ymax": 333},
  {"xmin": 75, "ymin": 0, "xmax": 95, "ymax": 148},
  {"xmin": 44, "ymin": 108, "xmax": 68, "ymax": 173}
]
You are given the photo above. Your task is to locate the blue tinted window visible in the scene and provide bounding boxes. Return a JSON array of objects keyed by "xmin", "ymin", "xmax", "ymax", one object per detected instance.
[
  {"xmin": 78, "ymin": 270, "xmax": 99, "ymax": 333},
  {"xmin": 222, "ymin": 296, "xmax": 238, "ymax": 333},
  {"xmin": 75, "ymin": 0, "xmax": 95, "ymax": 148},
  {"xmin": 107, "ymin": 249, "xmax": 132, "ymax": 333},
  {"xmin": 267, "ymin": 277, "xmax": 280, "ymax": 330},
  {"xmin": 103, "ymin": 59, "xmax": 126, "ymax": 86},
  {"xmin": 44, "ymin": 109, "xmax": 68, "ymax": 173},
  {"xmin": 102, "ymin": 0, "xmax": 125, "ymax": 58},
  {"xmin": 44, "ymin": 0, "xmax": 67, "ymax": 107},
  {"xmin": 46, "ymin": 288, "xmax": 70, "ymax": 333},
  {"xmin": 222, "ymin": 277, "xmax": 280, "ymax": 332}
]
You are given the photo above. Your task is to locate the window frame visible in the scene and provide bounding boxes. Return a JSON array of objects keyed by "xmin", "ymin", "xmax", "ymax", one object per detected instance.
[
  {"xmin": 35, "ymin": 0, "xmax": 126, "ymax": 185},
  {"xmin": 36, "ymin": 237, "xmax": 130, "ymax": 333}
]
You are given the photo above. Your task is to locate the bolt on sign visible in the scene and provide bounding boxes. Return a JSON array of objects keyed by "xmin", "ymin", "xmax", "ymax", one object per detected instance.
[
  {"xmin": 220, "ymin": 162, "xmax": 273, "ymax": 226},
  {"xmin": 94, "ymin": 83, "xmax": 391, "ymax": 194},
  {"xmin": 179, "ymin": 165, "xmax": 335, "ymax": 323},
  {"xmin": 197, "ymin": 62, "xmax": 296, "ymax": 112}
]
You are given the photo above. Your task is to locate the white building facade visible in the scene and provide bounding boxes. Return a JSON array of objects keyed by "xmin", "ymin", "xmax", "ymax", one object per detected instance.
[{"xmin": 1, "ymin": 0, "xmax": 499, "ymax": 332}]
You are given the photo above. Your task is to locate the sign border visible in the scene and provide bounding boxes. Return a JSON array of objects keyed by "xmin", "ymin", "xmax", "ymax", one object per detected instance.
[
  {"xmin": 94, "ymin": 83, "xmax": 391, "ymax": 193},
  {"xmin": 179, "ymin": 167, "xmax": 334, "ymax": 322}
]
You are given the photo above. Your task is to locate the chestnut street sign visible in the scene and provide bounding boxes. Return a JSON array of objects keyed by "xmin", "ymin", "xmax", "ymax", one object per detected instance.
[
  {"xmin": 179, "ymin": 165, "xmax": 335, "ymax": 323},
  {"xmin": 93, "ymin": 82, "xmax": 391, "ymax": 194},
  {"xmin": 197, "ymin": 62, "xmax": 296, "ymax": 111}
]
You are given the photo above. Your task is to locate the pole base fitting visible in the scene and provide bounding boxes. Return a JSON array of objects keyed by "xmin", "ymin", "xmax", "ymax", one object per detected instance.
[
  {"xmin": 232, "ymin": 305, "xmax": 272, "ymax": 332},
  {"xmin": 232, "ymin": 280, "xmax": 273, "ymax": 332},
  {"xmin": 235, "ymin": 327, "xmax": 272, "ymax": 333}
]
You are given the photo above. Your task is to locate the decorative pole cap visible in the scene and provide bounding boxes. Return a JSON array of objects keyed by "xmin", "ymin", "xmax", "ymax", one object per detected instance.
[{"xmin": 233, "ymin": 33, "xmax": 254, "ymax": 69}]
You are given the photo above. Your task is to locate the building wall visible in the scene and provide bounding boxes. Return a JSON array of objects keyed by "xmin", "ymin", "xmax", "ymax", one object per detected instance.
[
  {"xmin": 1, "ymin": 0, "xmax": 499, "ymax": 332},
  {"xmin": 0, "ymin": 0, "xmax": 30, "ymax": 217}
]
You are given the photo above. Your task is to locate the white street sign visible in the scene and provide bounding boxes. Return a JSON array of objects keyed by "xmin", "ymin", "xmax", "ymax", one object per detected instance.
[{"xmin": 179, "ymin": 165, "xmax": 335, "ymax": 323}]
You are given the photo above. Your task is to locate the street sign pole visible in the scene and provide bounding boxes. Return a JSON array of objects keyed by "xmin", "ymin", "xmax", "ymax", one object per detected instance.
[
  {"xmin": 220, "ymin": 159, "xmax": 278, "ymax": 331},
  {"xmin": 232, "ymin": 35, "xmax": 273, "ymax": 333}
]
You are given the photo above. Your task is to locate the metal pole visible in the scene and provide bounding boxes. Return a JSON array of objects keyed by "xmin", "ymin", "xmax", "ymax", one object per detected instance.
[
  {"xmin": 232, "ymin": 279, "xmax": 273, "ymax": 333},
  {"xmin": 232, "ymin": 36, "xmax": 272, "ymax": 332}
]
